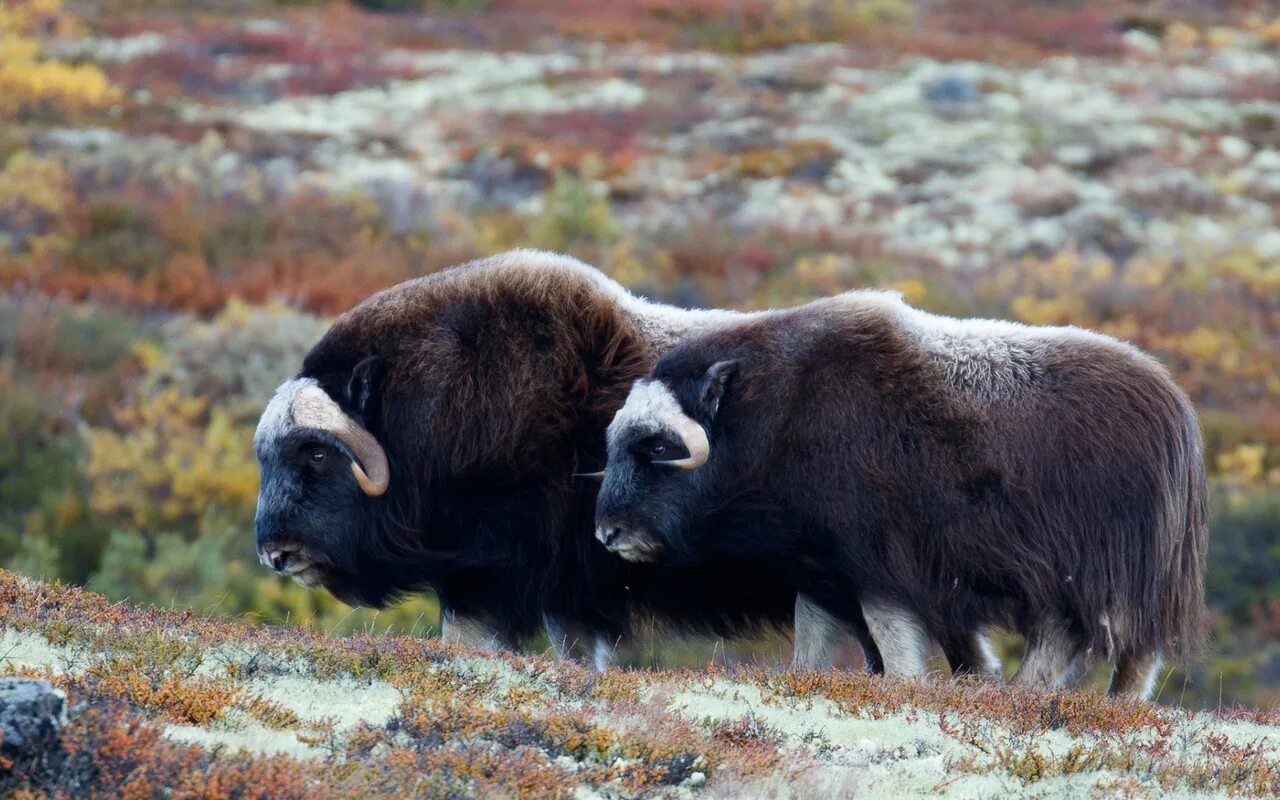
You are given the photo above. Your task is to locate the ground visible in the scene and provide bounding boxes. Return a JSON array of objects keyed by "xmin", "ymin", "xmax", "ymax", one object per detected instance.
[{"xmin": 2, "ymin": 570, "xmax": 1279, "ymax": 799}]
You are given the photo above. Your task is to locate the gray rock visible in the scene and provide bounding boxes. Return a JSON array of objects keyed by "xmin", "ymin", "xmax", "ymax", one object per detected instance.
[
  {"xmin": 923, "ymin": 74, "xmax": 981, "ymax": 106},
  {"xmin": 0, "ymin": 679, "xmax": 67, "ymax": 759}
]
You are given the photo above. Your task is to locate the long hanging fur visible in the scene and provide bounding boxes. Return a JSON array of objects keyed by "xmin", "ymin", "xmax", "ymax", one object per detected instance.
[
  {"xmin": 292, "ymin": 250, "xmax": 795, "ymax": 646},
  {"xmin": 633, "ymin": 292, "xmax": 1209, "ymax": 665}
]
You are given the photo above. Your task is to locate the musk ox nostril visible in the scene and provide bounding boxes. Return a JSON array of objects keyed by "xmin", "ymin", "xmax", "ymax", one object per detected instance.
[
  {"xmin": 595, "ymin": 525, "xmax": 619, "ymax": 547},
  {"xmin": 269, "ymin": 550, "xmax": 287, "ymax": 571}
]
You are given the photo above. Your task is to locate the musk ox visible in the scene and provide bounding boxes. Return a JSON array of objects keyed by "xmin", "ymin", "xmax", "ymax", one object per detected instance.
[
  {"xmin": 593, "ymin": 290, "xmax": 1208, "ymax": 698},
  {"xmin": 253, "ymin": 250, "xmax": 958, "ymax": 671}
]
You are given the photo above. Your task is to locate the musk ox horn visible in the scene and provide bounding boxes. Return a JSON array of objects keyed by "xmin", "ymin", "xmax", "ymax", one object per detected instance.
[
  {"xmin": 290, "ymin": 384, "xmax": 390, "ymax": 497},
  {"xmin": 654, "ymin": 414, "xmax": 710, "ymax": 470}
]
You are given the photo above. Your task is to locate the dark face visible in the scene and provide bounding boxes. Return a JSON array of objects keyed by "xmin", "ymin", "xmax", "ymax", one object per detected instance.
[
  {"xmin": 593, "ymin": 362, "xmax": 735, "ymax": 563},
  {"xmin": 253, "ymin": 357, "xmax": 388, "ymax": 606},
  {"xmin": 254, "ymin": 421, "xmax": 367, "ymax": 594}
]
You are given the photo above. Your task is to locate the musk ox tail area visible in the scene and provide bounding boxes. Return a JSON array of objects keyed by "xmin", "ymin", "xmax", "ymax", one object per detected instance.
[
  {"xmin": 1157, "ymin": 392, "xmax": 1210, "ymax": 664},
  {"xmin": 1017, "ymin": 338, "xmax": 1209, "ymax": 672},
  {"xmin": 1101, "ymin": 374, "xmax": 1209, "ymax": 667}
]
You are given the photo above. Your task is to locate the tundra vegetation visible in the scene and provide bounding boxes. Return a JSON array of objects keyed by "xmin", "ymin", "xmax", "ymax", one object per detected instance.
[
  {"xmin": 5, "ymin": 572, "xmax": 1280, "ymax": 798},
  {"xmin": 2, "ymin": 0, "xmax": 1280, "ymax": 792}
]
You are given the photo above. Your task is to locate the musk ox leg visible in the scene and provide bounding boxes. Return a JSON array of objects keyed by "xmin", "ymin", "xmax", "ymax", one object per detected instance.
[
  {"xmin": 792, "ymin": 594, "xmax": 840, "ymax": 670},
  {"xmin": 943, "ymin": 630, "xmax": 1003, "ymax": 679},
  {"xmin": 591, "ymin": 636, "xmax": 617, "ymax": 673},
  {"xmin": 792, "ymin": 595, "xmax": 884, "ymax": 673},
  {"xmin": 542, "ymin": 614, "xmax": 617, "ymax": 672},
  {"xmin": 440, "ymin": 608, "xmax": 509, "ymax": 652},
  {"xmin": 1108, "ymin": 652, "xmax": 1163, "ymax": 701},
  {"xmin": 862, "ymin": 599, "xmax": 930, "ymax": 679},
  {"xmin": 543, "ymin": 614, "xmax": 586, "ymax": 661},
  {"xmin": 1013, "ymin": 616, "xmax": 1084, "ymax": 689}
]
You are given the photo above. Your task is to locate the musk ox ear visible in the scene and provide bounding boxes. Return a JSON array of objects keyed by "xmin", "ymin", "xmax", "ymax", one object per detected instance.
[
  {"xmin": 696, "ymin": 360, "xmax": 737, "ymax": 421},
  {"xmin": 346, "ymin": 356, "xmax": 384, "ymax": 427}
]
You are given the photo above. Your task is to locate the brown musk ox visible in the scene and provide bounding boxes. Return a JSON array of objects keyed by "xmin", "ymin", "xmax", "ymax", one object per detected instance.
[
  {"xmin": 252, "ymin": 250, "xmax": 983, "ymax": 671},
  {"xmin": 593, "ymin": 289, "xmax": 1208, "ymax": 698}
]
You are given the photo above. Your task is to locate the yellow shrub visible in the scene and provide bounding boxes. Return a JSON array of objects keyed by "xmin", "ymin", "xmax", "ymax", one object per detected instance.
[
  {"xmin": 1218, "ymin": 444, "xmax": 1268, "ymax": 485},
  {"xmin": 0, "ymin": 0, "xmax": 117, "ymax": 120},
  {"xmin": 83, "ymin": 388, "xmax": 258, "ymax": 531},
  {"xmin": 0, "ymin": 151, "xmax": 72, "ymax": 253}
]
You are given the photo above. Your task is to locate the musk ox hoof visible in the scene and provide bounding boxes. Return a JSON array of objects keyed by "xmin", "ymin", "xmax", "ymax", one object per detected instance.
[{"xmin": 0, "ymin": 678, "xmax": 67, "ymax": 765}]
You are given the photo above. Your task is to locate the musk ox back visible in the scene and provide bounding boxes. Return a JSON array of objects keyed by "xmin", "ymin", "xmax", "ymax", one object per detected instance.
[
  {"xmin": 594, "ymin": 290, "xmax": 1208, "ymax": 698},
  {"xmin": 252, "ymin": 250, "xmax": 828, "ymax": 666}
]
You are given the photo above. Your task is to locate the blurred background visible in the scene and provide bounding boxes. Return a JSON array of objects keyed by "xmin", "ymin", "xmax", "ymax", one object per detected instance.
[{"xmin": 1, "ymin": 0, "xmax": 1278, "ymax": 708}]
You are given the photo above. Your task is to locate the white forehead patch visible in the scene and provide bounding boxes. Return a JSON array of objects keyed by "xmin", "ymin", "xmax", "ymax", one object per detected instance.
[
  {"xmin": 607, "ymin": 379, "xmax": 691, "ymax": 444},
  {"xmin": 254, "ymin": 377, "xmax": 319, "ymax": 450}
]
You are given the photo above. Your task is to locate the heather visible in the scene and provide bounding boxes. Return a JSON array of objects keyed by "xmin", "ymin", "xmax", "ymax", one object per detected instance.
[{"xmin": 4, "ymin": 572, "xmax": 1280, "ymax": 798}]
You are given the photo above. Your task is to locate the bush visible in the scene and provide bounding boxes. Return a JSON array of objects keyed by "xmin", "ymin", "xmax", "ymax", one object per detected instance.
[
  {"xmin": 1206, "ymin": 487, "xmax": 1280, "ymax": 628},
  {"xmin": 0, "ymin": 295, "xmax": 140, "ymax": 584},
  {"xmin": 0, "ymin": 0, "xmax": 117, "ymax": 122},
  {"xmin": 528, "ymin": 161, "xmax": 620, "ymax": 256}
]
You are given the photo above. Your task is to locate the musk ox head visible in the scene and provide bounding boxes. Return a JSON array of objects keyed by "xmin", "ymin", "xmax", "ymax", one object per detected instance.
[
  {"xmin": 593, "ymin": 360, "xmax": 736, "ymax": 562},
  {"xmin": 253, "ymin": 356, "xmax": 390, "ymax": 602}
]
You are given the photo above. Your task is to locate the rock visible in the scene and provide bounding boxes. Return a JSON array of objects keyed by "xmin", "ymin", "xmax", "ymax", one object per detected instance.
[
  {"xmin": 1122, "ymin": 29, "xmax": 1161, "ymax": 54},
  {"xmin": 686, "ymin": 771, "xmax": 707, "ymax": 787},
  {"xmin": 922, "ymin": 74, "xmax": 981, "ymax": 106},
  {"xmin": 0, "ymin": 679, "xmax": 67, "ymax": 761}
]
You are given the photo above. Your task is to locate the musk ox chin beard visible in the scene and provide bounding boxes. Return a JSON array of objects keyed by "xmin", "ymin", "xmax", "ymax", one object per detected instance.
[
  {"xmin": 288, "ymin": 564, "xmax": 327, "ymax": 588},
  {"xmin": 608, "ymin": 538, "xmax": 665, "ymax": 563},
  {"xmin": 257, "ymin": 543, "xmax": 341, "ymax": 590}
]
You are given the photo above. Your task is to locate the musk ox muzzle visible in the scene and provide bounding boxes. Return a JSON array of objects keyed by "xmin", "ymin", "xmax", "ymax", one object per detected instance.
[{"xmin": 594, "ymin": 520, "xmax": 664, "ymax": 562}]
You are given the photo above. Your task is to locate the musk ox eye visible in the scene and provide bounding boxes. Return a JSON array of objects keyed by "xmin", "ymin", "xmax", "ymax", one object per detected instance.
[
  {"xmin": 310, "ymin": 448, "xmax": 327, "ymax": 464},
  {"xmin": 630, "ymin": 435, "xmax": 686, "ymax": 463}
]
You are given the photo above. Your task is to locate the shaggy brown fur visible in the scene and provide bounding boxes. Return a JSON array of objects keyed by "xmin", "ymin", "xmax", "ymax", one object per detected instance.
[
  {"xmin": 595, "ymin": 291, "xmax": 1209, "ymax": 687},
  {"xmin": 272, "ymin": 251, "xmax": 801, "ymax": 649}
]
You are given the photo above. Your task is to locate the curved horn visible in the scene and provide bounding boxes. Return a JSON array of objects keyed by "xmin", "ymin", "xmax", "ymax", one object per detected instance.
[
  {"xmin": 290, "ymin": 384, "xmax": 390, "ymax": 497},
  {"xmin": 654, "ymin": 414, "xmax": 709, "ymax": 470}
]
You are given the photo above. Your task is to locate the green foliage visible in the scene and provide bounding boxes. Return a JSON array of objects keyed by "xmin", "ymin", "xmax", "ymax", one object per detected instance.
[
  {"xmin": 1206, "ymin": 487, "xmax": 1280, "ymax": 627},
  {"xmin": 528, "ymin": 161, "xmax": 620, "ymax": 255},
  {"xmin": 68, "ymin": 199, "xmax": 170, "ymax": 277},
  {"xmin": 0, "ymin": 295, "xmax": 138, "ymax": 584}
]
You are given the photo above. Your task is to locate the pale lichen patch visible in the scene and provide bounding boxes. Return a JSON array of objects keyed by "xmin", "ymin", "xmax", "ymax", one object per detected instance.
[
  {"xmin": 243, "ymin": 674, "xmax": 401, "ymax": 732},
  {"xmin": 164, "ymin": 718, "xmax": 322, "ymax": 759},
  {"xmin": 0, "ymin": 628, "xmax": 89, "ymax": 674}
]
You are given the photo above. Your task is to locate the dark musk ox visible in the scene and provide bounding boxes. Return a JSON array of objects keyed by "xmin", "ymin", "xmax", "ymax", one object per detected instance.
[
  {"xmin": 594, "ymin": 290, "xmax": 1208, "ymax": 698},
  {"xmin": 253, "ymin": 250, "xmax": 972, "ymax": 670}
]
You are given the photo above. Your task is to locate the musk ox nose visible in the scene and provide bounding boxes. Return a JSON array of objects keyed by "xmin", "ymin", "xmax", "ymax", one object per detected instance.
[
  {"xmin": 596, "ymin": 524, "xmax": 621, "ymax": 547},
  {"xmin": 257, "ymin": 547, "xmax": 288, "ymax": 571},
  {"xmin": 256, "ymin": 542, "xmax": 297, "ymax": 572}
]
